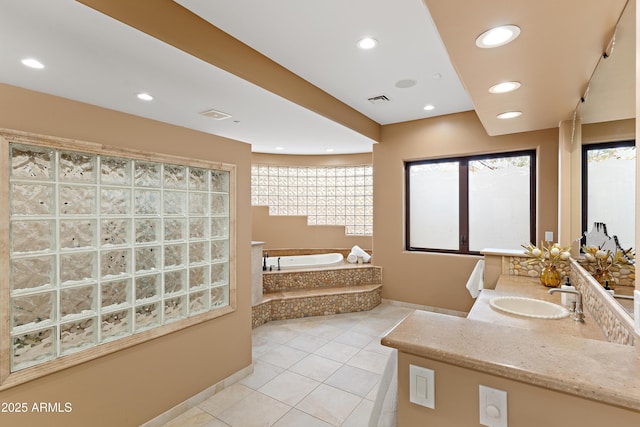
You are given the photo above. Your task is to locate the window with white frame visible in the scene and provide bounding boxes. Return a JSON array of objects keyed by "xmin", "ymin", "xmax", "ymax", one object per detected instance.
[
  {"xmin": 3, "ymin": 131, "xmax": 235, "ymax": 385},
  {"xmin": 405, "ymin": 150, "xmax": 536, "ymax": 254}
]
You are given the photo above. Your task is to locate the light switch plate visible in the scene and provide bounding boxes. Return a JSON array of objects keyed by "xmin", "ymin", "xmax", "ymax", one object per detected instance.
[
  {"xmin": 479, "ymin": 385, "xmax": 507, "ymax": 427},
  {"xmin": 544, "ymin": 231, "xmax": 553, "ymax": 242},
  {"xmin": 409, "ymin": 364, "xmax": 434, "ymax": 409}
]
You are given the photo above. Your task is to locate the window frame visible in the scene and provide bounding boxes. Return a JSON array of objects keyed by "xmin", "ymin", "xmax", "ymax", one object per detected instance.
[
  {"xmin": 581, "ymin": 139, "xmax": 635, "ymax": 247},
  {"xmin": 405, "ymin": 150, "xmax": 536, "ymax": 255}
]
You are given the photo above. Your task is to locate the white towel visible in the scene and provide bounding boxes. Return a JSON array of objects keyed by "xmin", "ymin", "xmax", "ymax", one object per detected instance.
[
  {"xmin": 347, "ymin": 253, "xmax": 358, "ymax": 263},
  {"xmin": 350, "ymin": 245, "xmax": 371, "ymax": 263},
  {"xmin": 465, "ymin": 259, "xmax": 484, "ymax": 298}
]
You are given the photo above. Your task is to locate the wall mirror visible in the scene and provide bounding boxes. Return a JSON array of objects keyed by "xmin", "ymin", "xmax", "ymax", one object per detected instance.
[{"xmin": 576, "ymin": 0, "xmax": 636, "ymax": 319}]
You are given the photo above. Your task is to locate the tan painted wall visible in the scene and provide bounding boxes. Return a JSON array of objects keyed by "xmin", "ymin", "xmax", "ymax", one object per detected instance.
[
  {"xmin": 0, "ymin": 84, "xmax": 252, "ymax": 427},
  {"xmin": 374, "ymin": 111, "xmax": 559, "ymax": 312},
  {"xmin": 251, "ymin": 153, "xmax": 373, "ymax": 250},
  {"xmin": 398, "ymin": 352, "xmax": 640, "ymax": 426},
  {"xmin": 582, "ymin": 118, "xmax": 635, "ymax": 144}
]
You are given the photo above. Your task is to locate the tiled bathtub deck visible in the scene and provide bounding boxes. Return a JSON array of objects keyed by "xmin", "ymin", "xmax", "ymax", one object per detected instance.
[
  {"xmin": 159, "ymin": 303, "xmax": 413, "ymax": 427},
  {"xmin": 253, "ymin": 264, "xmax": 383, "ymax": 328}
]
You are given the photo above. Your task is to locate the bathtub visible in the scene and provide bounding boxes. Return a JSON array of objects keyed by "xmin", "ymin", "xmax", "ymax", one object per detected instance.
[{"xmin": 264, "ymin": 253, "xmax": 344, "ymax": 270}]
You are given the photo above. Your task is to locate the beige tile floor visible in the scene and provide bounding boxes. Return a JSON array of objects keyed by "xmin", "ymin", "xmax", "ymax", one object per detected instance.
[{"xmin": 160, "ymin": 303, "xmax": 413, "ymax": 427}]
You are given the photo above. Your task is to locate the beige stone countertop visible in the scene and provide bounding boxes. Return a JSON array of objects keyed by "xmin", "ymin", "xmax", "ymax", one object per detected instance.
[
  {"xmin": 382, "ymin": 310, "xmax": 640, "ymax": 411},
  {"xmin": 382, "ymin": 275, "xmax": 640, "ymax": 411},
  {"xmin": 469, "ymin": 275, "xmax": 606, "ymax": 341}
]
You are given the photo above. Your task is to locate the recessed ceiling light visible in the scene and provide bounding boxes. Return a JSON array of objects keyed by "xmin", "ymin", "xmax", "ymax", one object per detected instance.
[
  {"xmin": 423, "ymin": 104, "xmax": 436, "ymax": 111},
  {"xmin": 357, "ymin": 37, "xmax": 378, "ymax": 50},
  {"xmin": 476, "ymin": 25, "xmax": 521, "ymax": 48},
  {"xmin": 21, "ymin": 58, "xmax": 44, "ymax": 69},
  {"xmin": 325, "ymin": 148, "xmax": 335, "ymax": 153},
  {"xmin": 275, "ymin": 146, "xmax": 284, "ymax": 151},
  {"xmin": 496, "ymin": 111, "xmax": 522, "ymax": 119},
  {"xmin": 489, "ymin": 81, "xmax": 521, "ymax": 94},
  {"xmin": 137, "ymin": 93, "xmax": 154, "ymax": 101}
]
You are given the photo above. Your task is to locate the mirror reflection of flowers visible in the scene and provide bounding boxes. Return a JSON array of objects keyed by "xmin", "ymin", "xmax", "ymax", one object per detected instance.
[
  {"xmin": 581, "ymin": 244, "xmax": 635, "ymax": 289},
  {"xmin": 521, "ymin": 241, "xmax": 571, "ymax": 287}
]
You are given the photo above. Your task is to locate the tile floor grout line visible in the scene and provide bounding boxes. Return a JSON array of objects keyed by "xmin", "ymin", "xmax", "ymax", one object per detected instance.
[{"xmin": 160, "ymin": 304, "xmax": 415, "ymax": 426}]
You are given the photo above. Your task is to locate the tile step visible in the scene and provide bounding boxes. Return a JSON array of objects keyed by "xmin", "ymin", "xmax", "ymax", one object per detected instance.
[
  {"xmin": 260, "ymin": 284, "xmax": 381, "ymax": 303},
  {"xmin": 252, "ymin": 284, "xmax": 382, "ymax": 328}
]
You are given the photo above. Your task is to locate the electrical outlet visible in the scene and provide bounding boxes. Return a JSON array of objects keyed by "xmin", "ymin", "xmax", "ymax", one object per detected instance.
[
  {"xmin": 479, "ymin": 385, "xmax": 507, "ymax": 427},
  {"xmin": 409, "ymin": 364, "xmax": 435, "ymax": 409},
  {"xmin": 544, "ymin": 231, "xmax": 553, "ymax": 242}
]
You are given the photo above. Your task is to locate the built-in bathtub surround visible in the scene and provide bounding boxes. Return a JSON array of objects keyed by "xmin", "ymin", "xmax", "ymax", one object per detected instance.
[
  {"xmin": 250, "ymin": 164, "xmax": 373, "ymax": 236},
  {"xmin": 262, "ymin": 265, "xmax": 381, "ymax": 293},
  {"xmin": 264, "ymin": 252, "xmax": 344, "ymax": 270},
  {"xmin": 252, "ymin": 263, "xmax": 382, "ymax": 328}
]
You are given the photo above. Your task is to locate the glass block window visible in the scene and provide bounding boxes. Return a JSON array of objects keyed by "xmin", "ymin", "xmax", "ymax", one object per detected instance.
[
  {"xmin": 6, "ymin": 140, "xmax": 233, "ymax": 373},
  {"xmin": 251, "ymin": 164, "xmax": 373, "ymax": 236}
]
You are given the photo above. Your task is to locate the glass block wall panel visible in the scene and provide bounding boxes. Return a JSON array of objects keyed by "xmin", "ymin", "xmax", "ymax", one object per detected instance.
[
  {"xmin": 100, "ymin": 156, "xmax": 131, "ymax": 185},
  {"xmin": 61, "ymin": 219, "xmax": 96, "ymax": 249},
  {"xmin": 11, "ymin": 144, "xmax": 54, "ymax": 180},
  {"xmin": 8, "ymin": 142, "xmax": 232, "ymax": 372},
  {"xmin": 60, "ymin": 317, "xmax": 97, "ymax": 355},
  {"xmin": 12, "ymin": 328, "xmax": 56, "ymax": 370},
  {"xmin": 10, "ymin": 220, "xmax": 55, "ymax": 254},
  {"xmin": 101, "ymin": 279, "xmax": 131, "ymax": 309},
  {"xmin": 101, "ymin": 309, "xmax": 131, "ymax": 341},
  {"xmin": 251, "ymin": 164, "xmax": 373, "ymax": 236},
  {"xmin": 59, "ymin": 151, "xmax": 96, "ymax": 182}
]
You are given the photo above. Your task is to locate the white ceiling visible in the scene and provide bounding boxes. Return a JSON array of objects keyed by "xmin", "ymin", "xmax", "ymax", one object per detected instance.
[
  {"xmin": 0, "ymin": 0, "xmax": 473, "ymax": 155},
  {"xmin": 0, "ymin": 0, "xmax": 630, "ymax": 155},
  {"xmin": 174, "ymin": 0, "xmax": 474, "ymax": 126}
]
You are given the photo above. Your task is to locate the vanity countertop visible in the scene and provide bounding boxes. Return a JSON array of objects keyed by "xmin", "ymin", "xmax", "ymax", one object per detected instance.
[
  {"xmin": 382, "ymin": 275, "xmax": 640, "ymax": 412},
  {"xmin": 468, "ymin": 275, "xmax": 606, "ymax": 341}
]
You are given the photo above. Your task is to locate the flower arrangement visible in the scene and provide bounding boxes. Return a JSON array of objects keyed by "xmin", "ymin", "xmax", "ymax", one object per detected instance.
[
  {"xmin": 521, "ymin": 241, "xmax": 571, "ymax": 266},
  {"xmin": 521, "ymin": 241, "xmax": 572, "ymax": 287},
  {"xmin": 581, "ymin": 244, "xmax": 634, "ymax": 289}
]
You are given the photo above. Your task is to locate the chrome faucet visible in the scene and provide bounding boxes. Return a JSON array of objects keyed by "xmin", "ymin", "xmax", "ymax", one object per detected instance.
[
  {"xmin": 612, "ymin": 294, "xmax": 634, "ymax": 300},
  {"xmin": 548, "ymin": 288, "xmax": 584, "ymax": 323}
]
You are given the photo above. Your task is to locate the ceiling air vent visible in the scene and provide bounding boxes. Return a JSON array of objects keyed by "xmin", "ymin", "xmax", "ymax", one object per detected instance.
[
  {"xmin": 199, "ymin": 108, "xmax": 232, "ymax": 120},
  {"xmin": 367, "ymin": 95, "xmax": 391, "ymax": 104}
]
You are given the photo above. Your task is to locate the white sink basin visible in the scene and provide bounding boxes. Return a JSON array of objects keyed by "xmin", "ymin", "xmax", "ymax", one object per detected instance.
[{"xmin": 489, "ymin": 296, "xmax": 570, "ymax": 319}]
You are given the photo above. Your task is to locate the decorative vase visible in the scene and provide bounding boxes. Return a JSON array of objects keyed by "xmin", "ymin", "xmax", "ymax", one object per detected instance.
[
  {"xmin": 540, "ymin": 264, "xmax": 561, "ymax": 287},
  {"xmin": 594, "ymin": 268, "xmax": 616, "ymax": 289}
]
